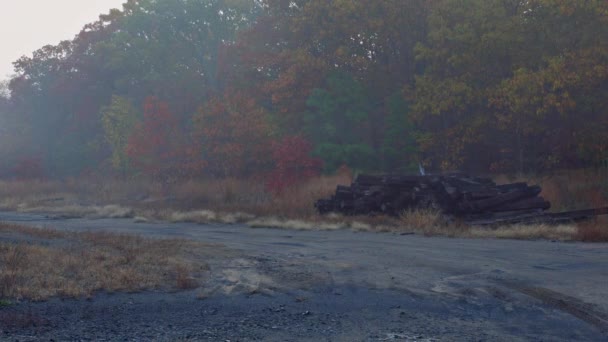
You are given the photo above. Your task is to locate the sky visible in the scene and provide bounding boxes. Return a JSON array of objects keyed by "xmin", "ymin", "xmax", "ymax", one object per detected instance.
[{"xmin": 0, "ymin": 0, "xmax": 126, "ymax": 80}]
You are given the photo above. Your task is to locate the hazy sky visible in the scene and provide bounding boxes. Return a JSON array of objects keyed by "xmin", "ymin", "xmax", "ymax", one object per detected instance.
[{"xmin": 0, "ymin": 0, "xmax": 126, "ymax": 80}]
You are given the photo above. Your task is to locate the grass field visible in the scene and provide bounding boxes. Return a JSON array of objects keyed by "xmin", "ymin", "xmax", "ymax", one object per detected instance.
[{"xmin": 0, "ymin": 223, "xmax": 210, "ymax": 301}]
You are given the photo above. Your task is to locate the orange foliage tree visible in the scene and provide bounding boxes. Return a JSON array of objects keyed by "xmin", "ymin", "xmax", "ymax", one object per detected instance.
[{"xmin": 193, "ymin": 91, "xmax": 275, "ymax": 177}]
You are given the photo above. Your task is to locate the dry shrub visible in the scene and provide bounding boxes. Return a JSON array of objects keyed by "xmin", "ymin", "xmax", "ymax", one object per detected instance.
[
  {"xmin": 169, "ymin": 178, "xmax": 269, "ymax": 210},
  {"xmin": 575, "ymin": 218, "xmax": 608, "ymax": 242},
  {"xmin": 538, "ymin": 178, "xmax": 567, "ymax": 210},
  {"xmin": 0, "ymin": 224, "xmax": 209, "ymax": 301},
  {"xmin": 248, "ymin": 217, "xmax": 329, "ymax": 230},
  {"xmin": 0, "ymin": 223, "xmax": 65, "ymax": 239},
  {"xmin": 518, "ymin": 169, "xmax": 608, "ymax": 211},
  {"xmin": 492, "ymin": 169, "xmax": 608, "ymax": 212},
  {"xmin": 174, "ymin": 264, "xmax": 199, "ymax": 290},
  {"xmin": 0, "ymin": 245, "xmax": 27, "ymax": 299},
  {"xmin": 470, "ymin": 224, "xmax": 577, "ymax": 241},
  {"xmin": 261, "ymin": 173, "xmax": 353, "ymax": 218},
  {"xmin": 0, "ymin": 172, "xmax": 351, "ymax": 223},
  {"xmin": 170, "ymin": 210, "xmax": 218, "ymax": 223},
  {"xmin": 399, "ymin": 209, "xmax": 459, "ymax": 236}
]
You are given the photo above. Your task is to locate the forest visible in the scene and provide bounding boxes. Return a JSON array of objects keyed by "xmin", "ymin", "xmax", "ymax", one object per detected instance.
[{"xmin": 0, "ymin": 0, "xmax": 607, "ymax": 192}]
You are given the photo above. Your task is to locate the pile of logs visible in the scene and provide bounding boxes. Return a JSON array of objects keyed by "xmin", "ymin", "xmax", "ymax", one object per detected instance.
[{"xmin": 315, "ymin": 174, "xmax": 608, "ymax": 226}]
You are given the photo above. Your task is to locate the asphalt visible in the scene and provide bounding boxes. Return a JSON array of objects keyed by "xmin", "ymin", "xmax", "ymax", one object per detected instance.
[{"xmin": 1, "ymin": 211, "xmax": 607, "ymax": 341}]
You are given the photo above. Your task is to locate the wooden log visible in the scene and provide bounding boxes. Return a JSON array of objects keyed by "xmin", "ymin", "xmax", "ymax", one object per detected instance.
[
  {"xmin": 492, "ymin": 197, "xmax": 551, "ymax": 212},
  {"xmin": 334, "ymin": 185, "xmax": 354, "ymax": 200},
  {"xmin": 457, "ymin": 185, "xmax": 542, "ymax": 213},
  {"xmin": 314, "ymin": 199, "xmax": 336, "ymax": 214},
  {"xmin": 315, "ymin": 174, "xmax": 595, "ymax": 227},
  {"xmin": 463, "ymin": 189, "xmax": 501, "ymax": 200},
  {"xmin": 382, "ymin": 175, "xmax": 430, "ymax": 184},
  {"xmin": 354, "ymin": 175, "xmax": 384, "ymax": 186},
  {"xmin": 547, "ymin": 207, "xmax": 608, "ymax": 222},
  {"xmin": 466, "ymin": 210, "xmax": 548, "ymax": 226},
  {"xmin": 471, "ymin": 177, "xmax": 496, "ymax": 186},
  {"xmin": 495, "ymin": 182, "xmax": 529, "ymax": 193}
]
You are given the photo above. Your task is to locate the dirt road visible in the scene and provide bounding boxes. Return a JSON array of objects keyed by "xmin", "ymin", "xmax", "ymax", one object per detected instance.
[{"xmin": 1, "ymin": 211, "xmax": 607, "ymax": 341}]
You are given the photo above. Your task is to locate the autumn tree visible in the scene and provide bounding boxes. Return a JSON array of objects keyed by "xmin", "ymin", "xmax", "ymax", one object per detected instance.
[
  {"xmin": 4, "ymin": 0, "xmax": 608, "ymax": 181},
  {"xmin": 126, "ymin": 96, "xmax": 201, "ymax": 180},
  {"xmin": 412, "ymin": 0, "xmax": 528, "ymax": 171},
  {"xmin": 5, "ymin": 0, "xmax": 259, "ymax": 178},
  {"xmin": 489, "ymin": 0, "xmax": 608, "ymax": 172},
  {"xmin": 193, "ymin": 91, "xmax": 275, "ymax": 177},
  {"xmin": 226, "ymin": 0, "xmax": 431, "ymax": 172},
  {"xmin": 266, "ymin": 135, "xmax": 322, "ymax": 194}
]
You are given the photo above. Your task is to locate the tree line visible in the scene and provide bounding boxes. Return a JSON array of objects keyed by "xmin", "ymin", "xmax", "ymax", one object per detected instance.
[{"xmin": 0, "ymin": 0, "xmax": 607, "ymax": 187}]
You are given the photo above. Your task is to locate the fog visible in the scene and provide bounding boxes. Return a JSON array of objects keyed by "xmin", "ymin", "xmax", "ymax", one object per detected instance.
[
  {"xmin": 0, "ymin": 0, "xmax": 124, "ymax": 79},
  {"xmin": 0, "ymin": 0, "xmax": 606, "ymax": 181}
]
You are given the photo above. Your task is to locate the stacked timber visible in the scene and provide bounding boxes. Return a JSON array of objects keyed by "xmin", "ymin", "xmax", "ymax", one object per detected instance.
[{"xmin": 315, "ymin": 174, "xmax": 608, "ymax": 226}]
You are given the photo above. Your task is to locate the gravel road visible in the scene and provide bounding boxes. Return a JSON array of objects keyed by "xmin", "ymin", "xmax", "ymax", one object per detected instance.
[{"xmin": 1, "ymin": 211, "xmax": 607, "ymax": 341}]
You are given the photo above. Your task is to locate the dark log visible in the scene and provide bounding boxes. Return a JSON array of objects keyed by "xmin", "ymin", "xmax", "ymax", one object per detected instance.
[
  {"xmin": 547, "ymin": 207, "xmax": 608, "ymax": 222},
  {"xmin": 495, "ymin": 182, "xmax": 529, "ymax": 193},
  {"xmin": 354, "ymin": 175, "xmax": 384, "ymax": 186},
  {"xmin": 466, "ymin": 210, "xmax": 548, "ymax": 226},
  {"xmin": 463, "ymin": 189, "xmax": 501, "ymax": 200},
  {"xmin": 457, "ymin": 186, "xmax": 541, "ymax": 213},
  {"xmin": 492, "ymin": 197, "xmax": 551, "ymax": 212}
]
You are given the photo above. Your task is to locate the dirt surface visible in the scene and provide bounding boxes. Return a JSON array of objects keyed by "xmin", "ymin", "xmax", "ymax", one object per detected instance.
[{"xmin": 1, "ymin": 211, "xmax": 608, "ymax": 341}]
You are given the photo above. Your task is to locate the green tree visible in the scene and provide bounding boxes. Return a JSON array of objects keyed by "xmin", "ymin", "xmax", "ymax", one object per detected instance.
[
  {"xmin": 101, "ymin": 96, "xmax": 140, "ymax": 176},
  {"xmin": 305, "ymin": 71, "xmax": 376, "ymax": 172},
  {"xmin": 381, "ymin": 92, "xmax": 418, "ymax": 172}
]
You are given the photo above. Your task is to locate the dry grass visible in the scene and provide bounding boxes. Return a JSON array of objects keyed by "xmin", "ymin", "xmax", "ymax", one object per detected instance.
[
  {"xmin": 0, "ymin": 223, "xmax": 210, "ymax": 301},
  {"xmin": 470, "ymin": 224, "xmax": 578, "ymax": 241},
  {"xmin": 0, "ymin": 173, "xmax": 351, "ymax": 221},
  {"xmin": 495, "ymin": 169, "xmax": 608, "ymax": 212},
  {"xmin": 398, "ymin": 208, "xmax": 468, "ymax": 237},
  {"xmin": 0, "ymin": 223, "xmax": 65, "ymax": 239},
  {"xmin": 1, "ymin": 170, "xmax": 607, "ymax": 242},
  {"xmin": 399, "ymin": 209, "xmax": 445, "ymax": 230},
  {"xmin": 396, "ymin": 209, "xmax": 587, "ymax": 241},
  {"xmin": 247, "ymin": 217, "xmax": 344, "ymax": 231},
  {"xmin": 261, "ymin": 174, "xmax": 352, "ymax": 218},
  {"xmin": 574, "ymin": 218, "xmax": 608, "ymax": 242},
  {"xmin": 167, "ymin": 210, "xmax": 255, "ymax": 225}
]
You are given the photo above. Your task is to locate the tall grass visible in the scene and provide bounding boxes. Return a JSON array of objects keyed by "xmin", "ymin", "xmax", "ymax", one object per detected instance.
[
  {"xmin": 0, "ymin": 223, "xmax": 209, "ymax": 301},
  {"xmin": 495, "ymin": 168, "xmax": 608, "ymax": 211},
  {"xmin": 0, "ymin": 169, "xmax": 607, "ymax": 241},
  {"xmin": 0, "ymin": 173, "xmax": 353, "ymax": 220},
  {"xmin": 574, "ymin": 217, "xmax": 608, "ymax": 242}
]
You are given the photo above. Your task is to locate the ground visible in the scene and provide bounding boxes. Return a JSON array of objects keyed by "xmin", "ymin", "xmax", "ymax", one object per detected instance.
[{"xmin": 0, "ymin": 211, "xmax": 607, "ymax": 341}]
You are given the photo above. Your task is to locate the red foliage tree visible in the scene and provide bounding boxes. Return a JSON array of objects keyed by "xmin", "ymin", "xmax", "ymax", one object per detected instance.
[
  {"xmin": 126, "ymin": 96, "xmax": 203, "ymax": 180},
  {"xmin": 266, "ymin": 135, "xmax": 323, "ymax": 194}
]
